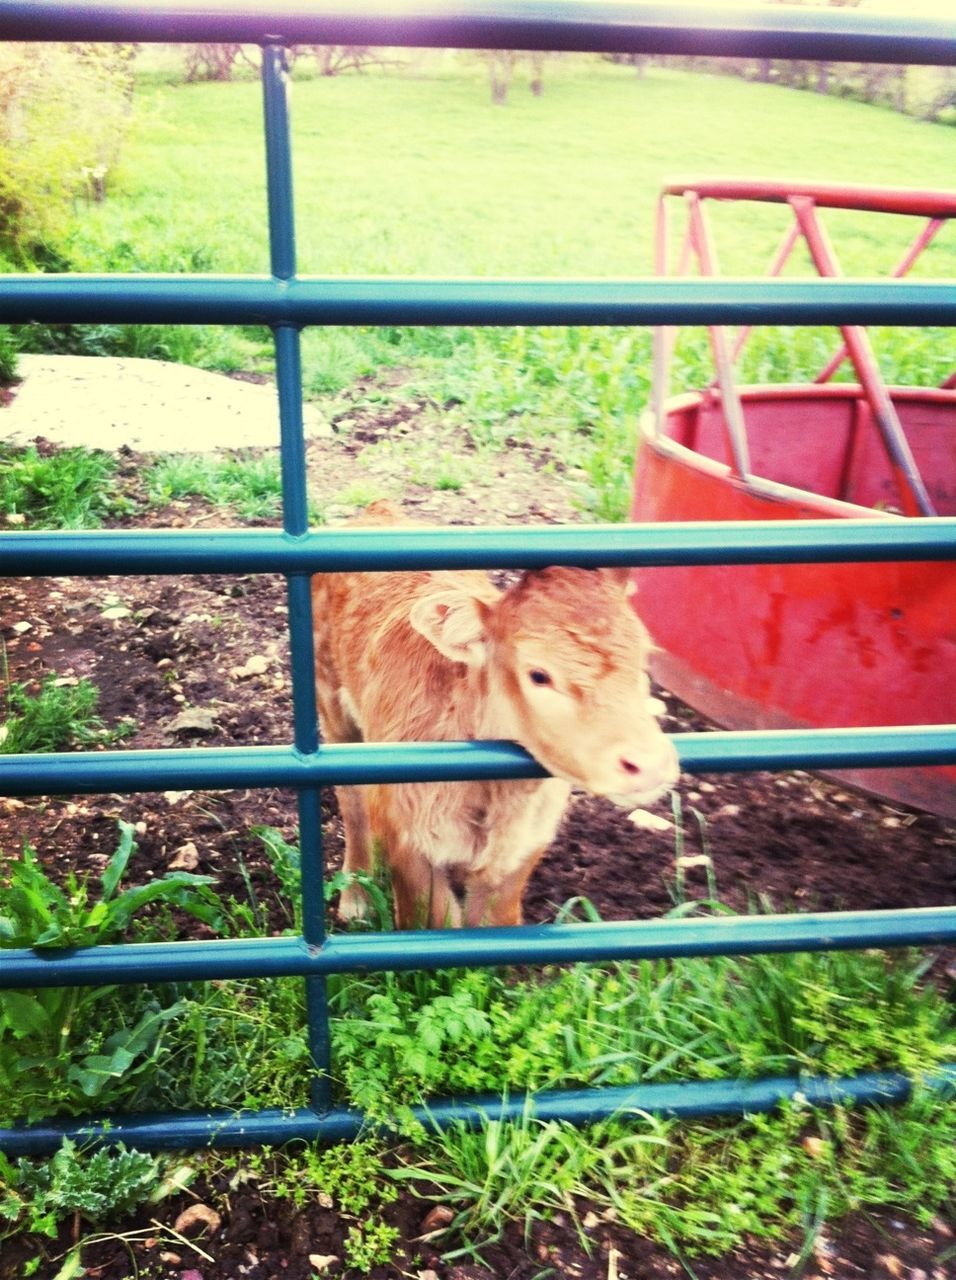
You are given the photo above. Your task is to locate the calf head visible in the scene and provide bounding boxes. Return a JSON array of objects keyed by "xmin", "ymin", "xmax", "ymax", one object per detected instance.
[{"xmin": 409, "ymin": 566, "xmax": 679, "ymax": 806}]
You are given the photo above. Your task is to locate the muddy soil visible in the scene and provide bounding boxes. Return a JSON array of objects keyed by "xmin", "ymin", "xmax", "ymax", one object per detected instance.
[{"xmin": 1, "ymin": 394, "xmax": 954, "ymax": 1280}]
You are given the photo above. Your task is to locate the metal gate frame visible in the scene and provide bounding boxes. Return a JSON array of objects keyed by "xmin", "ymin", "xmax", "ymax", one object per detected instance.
[{"xmin": 1, "ymin": 1, "xmax": 955, "ymax": 1155}]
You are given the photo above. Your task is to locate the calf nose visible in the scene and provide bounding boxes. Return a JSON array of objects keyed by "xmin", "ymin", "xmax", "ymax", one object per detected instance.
[{"xmin": 618, "ymin": 738, "xmax": 679, "ymax": 791}]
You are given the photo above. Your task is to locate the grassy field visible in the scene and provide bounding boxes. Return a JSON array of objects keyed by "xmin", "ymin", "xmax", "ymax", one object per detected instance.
[
  {"xmin": 70, "ymin": 58, "xmax": 956, "ymax": 278},
  {"xmin": 37, "ymin": 58, "xmax": 952, "ymax": 518}
]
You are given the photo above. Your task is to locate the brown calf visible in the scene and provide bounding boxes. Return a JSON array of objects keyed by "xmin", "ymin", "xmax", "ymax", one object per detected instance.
[{"xmin": 312, "ymin": 502, "xmax": 678, "ymax": 929}]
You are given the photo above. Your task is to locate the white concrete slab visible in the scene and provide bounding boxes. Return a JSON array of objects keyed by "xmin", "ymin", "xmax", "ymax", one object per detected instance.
[{"xmin": 0, "ymin": 355, "xmax": 331, "ymax": 452}]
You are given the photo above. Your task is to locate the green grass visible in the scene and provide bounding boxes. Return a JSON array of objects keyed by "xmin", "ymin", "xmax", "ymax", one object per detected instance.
[
  {"xmin": 0, "ymin": 675, "xmax": 135, "ymax": 755},
  {"xmin": 0, "ymin": 446, "xmax": 119, "ymax": 530},
  {"xmin": 45, "ymin": 60, "xmax": 955, "ymax": 516},
  {"xmin": 1, "ymin": 824, "xmax": 954, "ymax": 1263},
  {"xmin": 69, "ymin": 62, "xmax": 956, "ymax": 279},
  {"xmin": 147, "ymin": 451, "xmax": 284, "ymax": 521}
]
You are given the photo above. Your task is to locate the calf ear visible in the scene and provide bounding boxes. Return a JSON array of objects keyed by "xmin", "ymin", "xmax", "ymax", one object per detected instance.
[{"xmin": 409, "ymin": 590, "xmax": 493, "ymax": 667}]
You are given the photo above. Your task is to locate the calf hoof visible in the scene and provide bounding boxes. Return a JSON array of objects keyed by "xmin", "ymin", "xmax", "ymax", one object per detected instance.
[{"xmin": 337, "ymin": 882, "xmax": 371, "ymax": 922}]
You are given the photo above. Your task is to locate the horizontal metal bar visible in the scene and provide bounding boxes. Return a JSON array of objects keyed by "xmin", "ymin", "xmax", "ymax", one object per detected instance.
[
  {"xmin": 1, "ymin": 726, "xmax": 955, "ymax": 798},
  {"xmin": 4, "ymin": 906, "xmax": 956, "ymax": 990},
  {"xmin": 1, "ymin": 1, "xmax": 952, "ymax": 65},
  {"xmin": 3, "ymin": 519, "xmax": 956, "ymax": 579},
  {"xmin": 4, "ymin": 1064, "xmax": 955, "ymax": 1155},
  {"xmin": 2, "ymin": 276, "xmax": 955, "ymax": 328}
]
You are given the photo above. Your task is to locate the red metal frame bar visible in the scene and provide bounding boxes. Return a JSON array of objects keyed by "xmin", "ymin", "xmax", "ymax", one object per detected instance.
[
  {"xmin": 653, "ymin": 180, "xmax": 952, "ymax": 516},
  {"xmin": 788, "ymin": 194, "xmax": 936, "ymax": 517}
]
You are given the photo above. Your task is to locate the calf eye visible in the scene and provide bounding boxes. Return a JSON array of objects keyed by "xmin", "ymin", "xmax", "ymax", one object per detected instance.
[{"xmin": 528, "ymin": 669, "xmax": 553, "ymax": 687}]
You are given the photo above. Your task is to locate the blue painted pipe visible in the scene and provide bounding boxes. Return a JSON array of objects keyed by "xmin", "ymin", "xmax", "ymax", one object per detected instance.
[
  {"xmin": 3, "ymin": 519, "xmax": 956, "ymax": 578},
  {"xmin": 1, "ymin": 727, "xmax": 955, "ymax": 799},
  {"xmin": 1, "ymin": 275, "xmax": 954, "ymax": 327},
  {"xmin": 3, "ymin": 1065, "xmax": 954, "ymax": 1156},
  {"xmin": 0, "ymin": 2, "xmax": 952, "ymax": 65},
  {"xmin": 3, "ymin": 906, "xmax": 956, "ymax": 989}
]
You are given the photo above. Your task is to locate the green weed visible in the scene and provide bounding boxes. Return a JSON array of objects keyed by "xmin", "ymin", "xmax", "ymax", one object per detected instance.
[
  {"xmin": 0, "ymin": 675, "xmax": 132, "ymax": 755},
  {"xmin": 0, "ymin": 1140, "xmax": 160, "ymax": 1240},
  {"xmin": 0, "ymin": 446, "xmax": 118, "ymax": 530},
  {"xmin": 0, "ymin": 326, "xmax": 18, "ymax": 383}
]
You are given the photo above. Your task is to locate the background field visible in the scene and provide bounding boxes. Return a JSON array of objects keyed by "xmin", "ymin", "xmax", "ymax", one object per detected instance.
[{"xmin": 32, "ymin": 57, "xmax": 952, "ymax": 519}]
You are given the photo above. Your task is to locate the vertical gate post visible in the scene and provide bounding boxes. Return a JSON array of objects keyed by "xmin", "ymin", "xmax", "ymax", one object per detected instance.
[{"xmin": 262, "ymin": 43, "xmax": 332, "ymax": 1111}]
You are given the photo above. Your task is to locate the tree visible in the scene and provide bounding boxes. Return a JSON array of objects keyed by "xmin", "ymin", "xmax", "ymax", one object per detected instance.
[
  {"xmin": 183, "ymin": 44, "xmax": 258, "ymax": 83},
  {"xmin": 0, "ymin": 43, "xmax": 137, "ymax": 264}
]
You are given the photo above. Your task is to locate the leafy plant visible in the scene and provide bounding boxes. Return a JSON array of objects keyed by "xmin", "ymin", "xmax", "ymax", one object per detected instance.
[
  {"xmin": 0, "ymin": 325, "xmax": 18, "ymax": 383},
  {"xmin": 0, "ymin": 822, "xmax": 222, "ymax": 1122},
  {"xmin": 0, "ymin": 446, "xmax": 118, "ymax": 530},
  {"xmin": 0, "ymin": 44, "xmax": 135, "ymax": 263},
  {"xmin": 0, "ymin": 674, "xmax": 132, "ymax": 755},
  {"xmin": 0, "ymin": 1139, "xmax": 160, "ymax": 1239}
]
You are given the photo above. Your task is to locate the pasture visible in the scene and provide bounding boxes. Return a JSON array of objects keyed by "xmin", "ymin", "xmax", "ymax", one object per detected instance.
[{"xmin": 1, "ymin": 52, "xmax": 955, "ymax": 1280}]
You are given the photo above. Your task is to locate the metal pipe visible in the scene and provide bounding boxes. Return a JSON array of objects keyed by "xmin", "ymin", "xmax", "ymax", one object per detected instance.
[
  {"xmin": 1, "ymin": 1, "xmax": 952, "ymax": 65},
  {"xmin": 3, "ymin": 1065, "xmax": 954, "ymax": 1156},
  {"xmin": 790, "ymin": 196, "xmax": 936, "ymax": 517},
  {"xmin": 1, "ymin": 275, "xmax": 953, "ymax": 328},
  {"xmin": 3, "ymin": 518, "xmax": 956, "ymax": 578},
  {"xmin": 1, "ymin": 726, "xmax": 956, "ymax": 799},
  {"xmin": 4, "ymin": 906, "xmax": 956, "ymax": 990},
  {"xmin": 815, "ymin": 216, "xmax": 947, "ymax": 384}
]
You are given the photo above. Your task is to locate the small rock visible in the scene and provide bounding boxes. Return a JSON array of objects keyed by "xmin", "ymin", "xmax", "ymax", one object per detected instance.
[
  {"xmin": 718, "ymin": 803, "xmax": 742, "ymax": 818},
  {"xmin": 627, "ymin": 808, "xmax": 673, "ymax": 833},
  {"xmin": 232, "ymin": 654, "xmax": 270, "ymax": 680},
  {"xmin": 5, "ymin": 512, "xmax": 26, "ymax": 525},
  {"xmin": 165, "ymin": 708, "xmax": 217, "ymax": 736},
  {"xmin": 158, "ymin": 1252, "xmax": 182, "ymax": 1265},
  {"xmin": 420, "ymin": 1204, "xmax": 455, "ymax": 1235},
  {"xmin": 10, "ymin": 620, "xmax": 31, "ymax": 634},
  {"xmin": 675, "ymin": 854, "xmax": 713, "ymax": 871},
  {"xmin": 802, "ymin": 1136, "xmax": 826, "ymax": 1159},
  {"xmin": 169, "ymin": 840, "xmax": 200, "ymax": 870},
  {"xmin": 173, "ymin": 1203, "xmax": 221, "ymax": 1236},
  {"xmin": 164, "ymin": 790, "xmax": 194, "ymax": 805},
  {"xmin": 417, "ymin": 1271, "xmax": 441, "ymax": 1280},
  {"xmin": 101, "ymin": 605, "xmax": 132, "ymax": 620},
  {"xmin": 309, "ymin": 1255, "xmax": 340, "ymax": 1273},
  {"xmin": 582, "ymin": 1210, "xmax": 601, "ymax": 1230}
]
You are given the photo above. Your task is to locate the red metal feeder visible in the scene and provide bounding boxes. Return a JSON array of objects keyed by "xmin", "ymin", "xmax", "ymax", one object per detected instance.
[{"xmin": 631, "ymin": 180, "xmax": 956, "ymax": 816}]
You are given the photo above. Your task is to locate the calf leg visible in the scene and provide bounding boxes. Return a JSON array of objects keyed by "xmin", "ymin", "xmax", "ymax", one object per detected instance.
[
  {"xmin": 311, "ymin": 676, "xmax": 374, "ymax": 921},
  {"xmin": 336, "ymin": 785, "xmax": 375, "ymax": 921},
  {"xmin": 462, "ymin": 848, "xmax": 547, "ymax": 928},
  {"xmin": 390, "ymin": 845, "xmax": 461, "ymax": 930}
]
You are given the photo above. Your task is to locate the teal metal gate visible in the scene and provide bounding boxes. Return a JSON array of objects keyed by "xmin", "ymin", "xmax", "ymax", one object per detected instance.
[{"xmin": 1, "ymin": 1, "xmax": 955, "ymax": 1154}]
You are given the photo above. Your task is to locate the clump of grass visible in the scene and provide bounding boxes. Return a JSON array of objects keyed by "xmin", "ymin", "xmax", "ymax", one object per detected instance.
[
  {"xmin": 147, "ymin": 451, "xmax": 283, "ymax": 521},
  {"xmin": 0, "ymin": 445, "xmax": 118, "ymax": 530},
  {"xmin": 0, "ymin": 675, "xmax": 132, "ymax": 755}
]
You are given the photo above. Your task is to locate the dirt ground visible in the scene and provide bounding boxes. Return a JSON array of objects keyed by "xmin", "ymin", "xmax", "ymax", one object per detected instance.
[{"xmin": 1, "ymin": 377, "xmax": 955, "ymax": 1279}]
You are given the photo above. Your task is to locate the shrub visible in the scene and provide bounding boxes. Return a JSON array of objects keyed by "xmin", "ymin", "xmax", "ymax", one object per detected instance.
[{"xmin": 0, "ymin": 43, "xmax": 135, "ymax": 263}]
